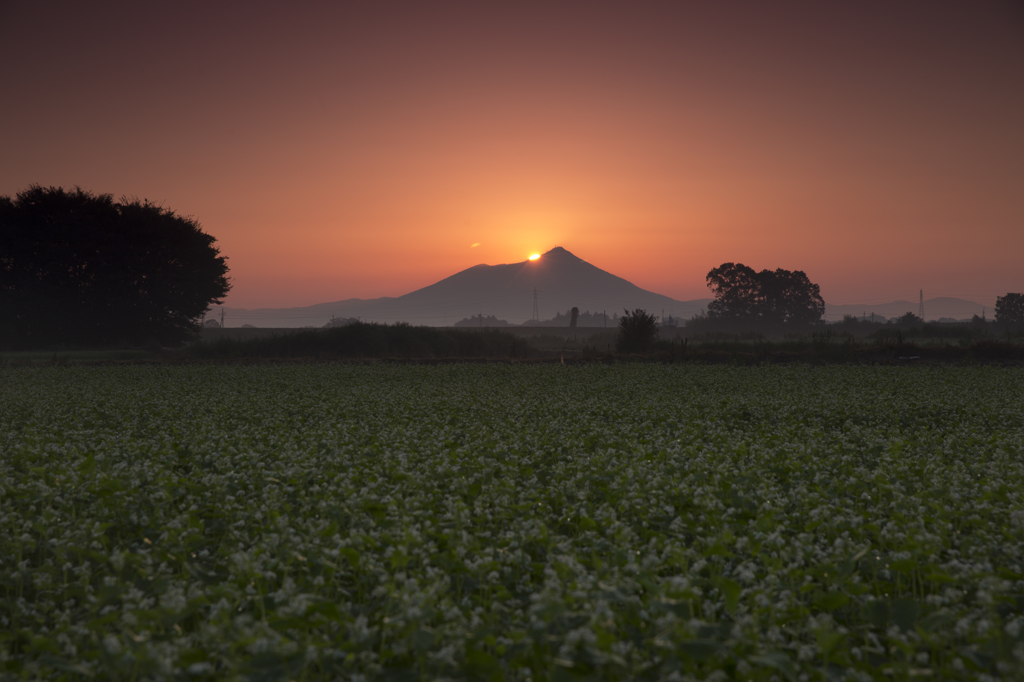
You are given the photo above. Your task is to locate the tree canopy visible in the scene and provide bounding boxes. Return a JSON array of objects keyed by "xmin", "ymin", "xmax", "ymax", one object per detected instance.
[
  {"xmin": 0, "ymin": 186, "xmax": 230, "ymax": 348},
  {"xmin": 995, "ymin": 293, "xmax": 1024, "ymax": 324},
  {"xmin": 705, "ymin": 263, "xmax": 824, "ymax": 330}
]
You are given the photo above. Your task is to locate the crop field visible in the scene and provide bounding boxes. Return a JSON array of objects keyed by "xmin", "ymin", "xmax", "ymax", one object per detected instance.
[{"xmin": 1, "ymin": 364, "xmax": 1023, "ymax": 681}]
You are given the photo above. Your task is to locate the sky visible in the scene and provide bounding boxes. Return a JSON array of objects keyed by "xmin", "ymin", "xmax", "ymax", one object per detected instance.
[{"xmin": 2, "ymin": 1, "xmax": 1022, "ymax": 309}]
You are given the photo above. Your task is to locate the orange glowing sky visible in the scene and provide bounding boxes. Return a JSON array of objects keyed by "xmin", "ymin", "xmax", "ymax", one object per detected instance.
[{"xmin": 2, "ymin": 2, "xmax": 1022, "ymax": 309}]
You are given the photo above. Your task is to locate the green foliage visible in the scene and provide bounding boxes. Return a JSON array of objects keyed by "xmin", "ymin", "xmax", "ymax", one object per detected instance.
[
  {"xmin": 0, "ymin": 185, "xmax": 230, "ymax": 349},
  {"xmin": 189, "ymin": 322, "xmax": 537, "ymax": 359},
  {"xmin": 2, "ymin": 364, "xmax": 1024, "ymax": 680},
  {"xmin": 616, "ymin": 308, "xmax": 658, "ymax": 353}
]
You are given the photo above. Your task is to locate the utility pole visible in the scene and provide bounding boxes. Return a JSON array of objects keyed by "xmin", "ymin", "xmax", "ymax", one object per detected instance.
[
  {"xmin": 603, "ymin": 310, "xmax": 606, "ymax": 328},
  {"xmin": 919, "ymin": 290, "xmax": 924, "ymax": 320},
  {"xmin": 220, "ymin": 308, "xmax": 225, "ymax": 328},
  {"xmin": 532, "ymin": 289, "xmax": 539, "ymax": 321},
  {"xmin": 479, "ymin": 312, "xmax": 482, "ymax": 328}
]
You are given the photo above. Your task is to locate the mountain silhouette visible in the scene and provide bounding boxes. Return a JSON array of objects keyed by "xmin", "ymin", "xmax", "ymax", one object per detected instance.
[
  {"xmin": 214, "ymin": 248, "xmax": 990, "ymax": 327},
  {"xmin": 219, "ymin": 247, "xmax": 712, "ymax": 327}
]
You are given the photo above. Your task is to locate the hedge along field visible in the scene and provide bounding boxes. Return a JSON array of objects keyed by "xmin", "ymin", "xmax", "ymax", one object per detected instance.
[{"xmin": 1, "ymin": 365, "xmax": 1023, "ymax": 681}]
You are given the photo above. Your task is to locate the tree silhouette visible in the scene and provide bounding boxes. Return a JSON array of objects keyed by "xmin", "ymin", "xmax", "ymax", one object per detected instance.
[
  {"xmin": 0, "ymin": 186, "xmax": 230, "ymax": 348},
  {"xmin": 706, "ymin": 263, "xmax": 824, "ymax": 330},
  {"xmin": 569, "ymin": 307, "xmax": 579, "ymax": 328},
  {"xmin": 995, "ymin": 293, "xmax": 1024, "ymax": 324},
  {"xmin": 616, "ymin": 309, "xmax": 658, "ymax": 353},
  {"xmin": 894, "ymin": 311, "xmax": 922, "ymax": 327}
]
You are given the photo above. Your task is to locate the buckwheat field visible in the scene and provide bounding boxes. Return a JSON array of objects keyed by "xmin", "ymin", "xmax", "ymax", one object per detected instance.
[{"xmin": 2, "ymin": 364, "xmax": 1023, "ymax": 681}]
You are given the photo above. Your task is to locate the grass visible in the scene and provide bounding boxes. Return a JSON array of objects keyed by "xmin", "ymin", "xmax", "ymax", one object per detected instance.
[
  {"xmin": 2, "ymin": 364, "xmax": 1023, "ymax": 680},
  {"xmin": 0, "ymin": 349, "xmax": 154, "ymax": 363}
]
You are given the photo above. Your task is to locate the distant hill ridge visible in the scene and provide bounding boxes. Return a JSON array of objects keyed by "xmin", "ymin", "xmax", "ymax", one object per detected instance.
[
  {"xmin": 217, "ymin": 246, "xmax": 711, "ymax": 327},
  {"xmin": 215, "ymin": 247, "xmax": 986, "ymax": 327},
  {"xmin": 824, "ymin": 297, "xmax": 987, "ymax": 322}
]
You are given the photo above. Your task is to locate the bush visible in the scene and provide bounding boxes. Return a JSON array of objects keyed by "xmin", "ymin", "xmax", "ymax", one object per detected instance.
[{"xmin": 616, "ymin": 309, "xmax": 659, "ymax": 353}]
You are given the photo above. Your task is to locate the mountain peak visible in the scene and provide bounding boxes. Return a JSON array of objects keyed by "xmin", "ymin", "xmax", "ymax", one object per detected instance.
[
  {"xmin": 541, "ymin": 246, "xmax": 578, "ymax": 260},
  {"xmin": 219, "ymin": 245, "xmax": 714, "ymax": 326}
]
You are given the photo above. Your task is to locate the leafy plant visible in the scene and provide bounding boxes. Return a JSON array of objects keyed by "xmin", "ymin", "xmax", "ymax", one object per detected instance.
[
  {"xmin": 616, "ymin": 308, "xmax": 658, "ymax": 353},
  {"xmin": 1, "ymin": 364, "xmax": 1022, "ymax": 680}
]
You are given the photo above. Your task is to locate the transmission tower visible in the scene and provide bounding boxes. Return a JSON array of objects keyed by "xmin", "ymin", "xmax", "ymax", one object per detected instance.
[
  {"xmin": 532, "ymin": 289, "xmax": 539, "ymax": 321},
  {"xmin": 919, "ymin": 289, "xmax": 924, "ymax": 320}
]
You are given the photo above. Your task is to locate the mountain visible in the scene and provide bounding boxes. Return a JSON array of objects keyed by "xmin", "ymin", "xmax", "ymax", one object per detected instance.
[
  {"xmin": 824, "ymin": 297, "xmax": 987, "ymax": 322},
  {"xmin": 216, "ymin": 247, "xmax": 713, "ymax": 327},
  {"xmin": 214, "ymin": 247, "xmax": 990, "ymax": 327}
]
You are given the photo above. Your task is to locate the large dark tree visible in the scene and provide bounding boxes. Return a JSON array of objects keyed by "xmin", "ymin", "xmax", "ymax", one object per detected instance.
[
  {"xmin": 995, "ymin": 293, "xmax": 1024, "ymax": 324},
  {"xmin": 706, "ymin": 263, "xmax": 824, "ymax": 330},
  {"xmin": 0, "ymin": 186, "xmax": 230, "ymax": 348}
]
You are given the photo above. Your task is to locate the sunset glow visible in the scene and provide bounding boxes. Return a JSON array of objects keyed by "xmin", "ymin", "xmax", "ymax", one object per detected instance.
[{"xmin": 1, "ymin": 3, "xmax": 1021, "ymax": 310}]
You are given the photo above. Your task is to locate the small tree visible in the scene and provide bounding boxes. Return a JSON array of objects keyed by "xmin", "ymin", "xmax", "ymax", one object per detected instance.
[
  {"xmin": 569, "ymin": 307, "xmax": 579, "ymax": 328},
  {"xmin": 616, "ymin": 309, "xmax": 658, "ymax": 353},
  {"xmin": 894, "ymin": 311, "xmax": 922, "ymax": 327},
  {"xmin": 995, "ymin": 293, "xmax": 1024, "ymax": 324},
  {"xmin": 0, "ymin": 185, "xmax": 230, "ymax": 348}
]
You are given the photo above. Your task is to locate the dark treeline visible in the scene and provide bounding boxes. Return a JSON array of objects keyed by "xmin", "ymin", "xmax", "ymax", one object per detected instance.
[
  {"xmin": 189, "ymin": 322, "xmax": 538, "ymax": 359},
  {"xmin": 648, "ymin": 336, "xmax": 1024, "ymax": 365},
  {"xmin": 831, "ymin": 315, "xmax": 1024, "ymax": 342},
  {"xmin": 454, "ymin": 309, "xmax": 616, "ymax": 328},
  {"xmin": 687, "ymin": 316, "xmax": 1024, "ymax": 344},
  {"xmin": 680, "ymin": 265, "xmax": 1024, "ymax": 340}
]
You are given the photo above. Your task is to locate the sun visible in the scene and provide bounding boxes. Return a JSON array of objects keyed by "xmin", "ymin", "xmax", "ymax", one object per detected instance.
[{"xmin": 529, "ymin": 253, "xmax": 540, "ymax": 261}]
